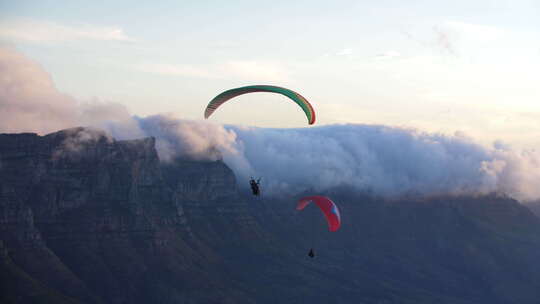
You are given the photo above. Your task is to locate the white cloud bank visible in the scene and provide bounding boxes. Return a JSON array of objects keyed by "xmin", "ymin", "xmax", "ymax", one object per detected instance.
[
  {"xmin": 2, "ymin": 46, "xmax": 540, "ymax": 202},
  {"xmin": 134, "ymin": 119, "xmax": 540, "ymax": 202}
]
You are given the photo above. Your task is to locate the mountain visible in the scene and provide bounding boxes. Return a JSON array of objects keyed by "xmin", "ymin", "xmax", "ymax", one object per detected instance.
[
  {"xmin": 527, "ymin": 201, "xmax": 540, "ymax": 218},
  {"xmin": 1, "ymin": 127, "xmax": 540, "ymax": 304}
]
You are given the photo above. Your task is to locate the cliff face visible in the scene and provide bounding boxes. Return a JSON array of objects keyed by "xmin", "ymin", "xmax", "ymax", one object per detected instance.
[
  {"xmin": 2, "ymin": 128, "xmax": 540, "ymax": 304},
  {"xmin": 0, "ymin": 128, "xmax": 259, "ymax": 304}
]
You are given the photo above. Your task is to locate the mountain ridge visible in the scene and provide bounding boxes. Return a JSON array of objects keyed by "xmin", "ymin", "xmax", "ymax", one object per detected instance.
[{"xmin": 1, "ymin": 127, "xmax": 540, "ymax": 304}]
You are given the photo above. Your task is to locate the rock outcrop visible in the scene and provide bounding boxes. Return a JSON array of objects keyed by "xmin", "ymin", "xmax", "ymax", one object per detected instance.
[{"xmin": 0, "ymin": 128, "xmax": 258, "ymax": 303}]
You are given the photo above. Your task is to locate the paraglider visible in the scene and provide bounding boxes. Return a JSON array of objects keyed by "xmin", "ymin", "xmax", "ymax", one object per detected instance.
[
  {"xmin": 297, "ymin": 196, "xmax": 341, "ymax": 232},
  {"xmin": 204, "ymin": 85, "xmax": 316, "ymax": 125},
  {"xmin": 249, "ymin": 177, "xmax": 261, "ymax": 196},
  {"xmin": 297, "ymin": 196, "xmax": 341, "ymax": 258}
]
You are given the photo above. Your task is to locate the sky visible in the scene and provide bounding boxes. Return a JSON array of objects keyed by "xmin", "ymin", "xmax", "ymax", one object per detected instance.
[
  {"xmin": 1, "ymin": 1, "xmax": 539, "ymax": 148},
  {"xmin": 1, "ymin": 1, "xmax": 540, "ymax": 201}
]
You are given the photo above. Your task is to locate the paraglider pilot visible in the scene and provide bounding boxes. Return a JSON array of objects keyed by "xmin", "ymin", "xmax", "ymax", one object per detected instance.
[
  {"xmin": 249, "ymin": 177, "xmax": 261, "ymax": 196},
  {"xmin": 308, "ymin": 248, "xmax": 315, "ymax": 258}
]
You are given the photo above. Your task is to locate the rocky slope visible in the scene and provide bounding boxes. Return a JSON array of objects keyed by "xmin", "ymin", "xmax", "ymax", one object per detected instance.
[
  {"xmin": 0, "ymin": 128, "xmax": 261, "ymax": 303},
  {"xmin": 2, "ymin": 128, "xmax": 540, "ymax": 304}
]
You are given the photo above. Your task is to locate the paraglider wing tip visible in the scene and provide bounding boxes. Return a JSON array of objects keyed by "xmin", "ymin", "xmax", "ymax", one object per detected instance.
[{"xmin": 204, "ymin": 109, "xmax": 212, "ymax": 119}]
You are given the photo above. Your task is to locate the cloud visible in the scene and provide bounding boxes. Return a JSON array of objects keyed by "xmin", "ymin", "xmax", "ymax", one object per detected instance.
[
  {"xmin": 135, "ymin": 115, "xmax": 240, "ymax": 163},
  {"xmin": 375, "ymin": 51, "xmax": 401, "ymax": 60},
  {"xmin": 51, "ymin": 127, "xmax": 113, "ymax": 160},
  {"xmin": 2, "ymin": 47, "xmax": 540, "ymax": 203},
  {"xmin": 336, "ymin": 48, "xmax": 353, "ymax": 56},
  {"xmin": 79, "ymin": 100, "xmax": 145, "ymax": 140},
  {"xmin": 482, "ymin": 147, "xmax": 540, "ymax": 202},
  {"xmin": 0, "ymin": 46, "xmax": 141, "ymax": 135},
  {"xmin": 0, "ymin": 46, "xmax": 78, "ymax": 133},
  {"xmin": 0, "ymin": 19, "xmax": 135, "ymax": 43},
  {"xmin": 136, "ymin": 60, "xmax": 289, "ymax": 82},
  {"xmin": 222, "ymin": 125, "xmax": 494, "ymax": 197},
  {"xmin": 129, "ymin": 116, "xmax": 540, "ymax": 202}
]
